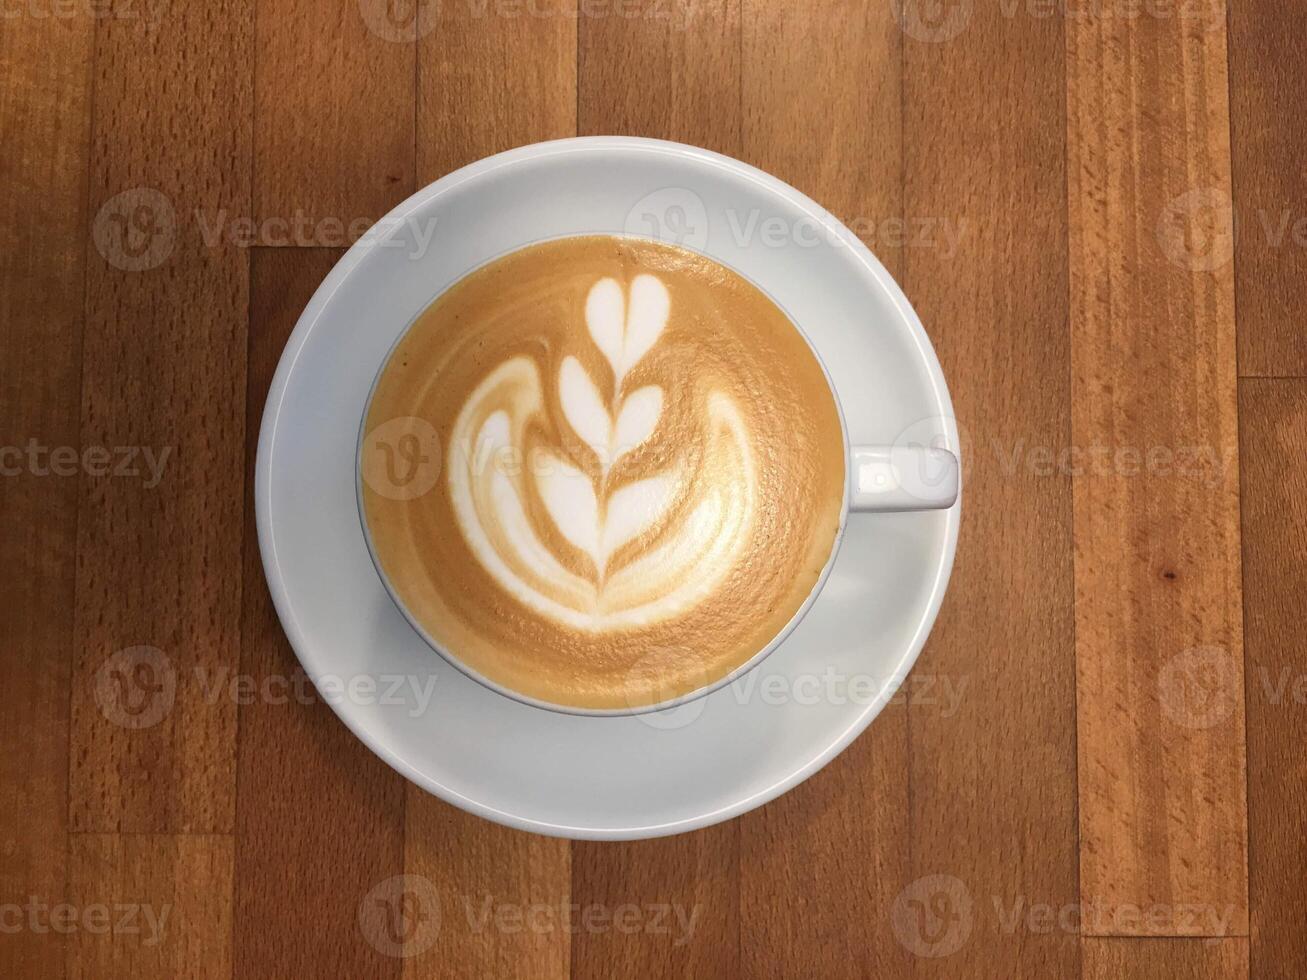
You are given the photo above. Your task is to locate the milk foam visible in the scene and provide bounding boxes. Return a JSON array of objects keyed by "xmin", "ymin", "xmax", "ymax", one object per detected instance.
[
  {"xmin": 361, "ymin": 235, "xmax": 847, "ymax": 709},
  {"xmin": 448, "ymin": 275, "xmax": 757, "ymax": 630}
]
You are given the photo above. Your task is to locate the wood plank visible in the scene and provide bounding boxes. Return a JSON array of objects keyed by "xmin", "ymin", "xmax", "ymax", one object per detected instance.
[
  {"xmin": 400, "ymin": 7, "xmax": 576, "ymax": 977},
  {"xmin": 0, "ymin": 10, "xmax": 93, "ymax": 979},
  {"xmin": 254, "ymin": 0, "xmax": 415, "ymax": 243},
  {"xmin": 902, "ymin": 3, "xmax": 1080, "ymax": 975},
  {"xmin": 233, "ymin": 248, "xmax": 408, "ymax": 977},
  {"xmin": 1239, "ymin": 379, "xmax": 1307, "ymax": 977},
  {"xmin": 738, "ymin": 3, "xmax": 912, "ymax": 977},
  {"xmin": 1228, "ymin": 4, "xmax": 1307, "ymax": 377},
  {"xmin": 1067, "ymin": 3, "xmax": 1247, "ymax": 934},
  {"xmin": 418, "ymin": 0, "xmax": 577, "ymax": 182},
  {"xmin": 67, "ymin": 835, "xmax": 233, "ymax": 980},
  {"xmin": 570, "ymin": 4, "xmax": 741, "ymax": 978},
  {"xmin": 402, "ymin": 806, "xmax": 571, "ymax": 976},
  {"xmin": 568, "ymin": 836, "xmax": 732, "ymax": 978},
  {"xmin": 740, "ymin": 735, "xmax": 911, "ymax": 979},
  {"xmin": 742, "ymin": 0, "xmax": 901, "ymax": 269},
  {"xmin": 1082, "ymin": 938, "xmax": 1247, "ymax": 979},
  {"xmin": 68, "ymin": 0, "xmax": 253, "ymax": 833},
  {"xmin": 578, "ymin": 0, "xmax": 740, "ymax": 155}
]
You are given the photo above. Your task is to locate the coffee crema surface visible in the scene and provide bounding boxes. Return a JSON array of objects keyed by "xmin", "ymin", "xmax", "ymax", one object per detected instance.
[{"xmin": 361, "ymin": 236, "xmax": 845, "ymax": 710}]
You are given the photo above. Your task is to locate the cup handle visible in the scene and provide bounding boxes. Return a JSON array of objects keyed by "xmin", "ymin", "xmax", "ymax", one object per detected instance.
[{"xmin": 849, "ymin": 446, "xmax": 960, "ymax": 513}]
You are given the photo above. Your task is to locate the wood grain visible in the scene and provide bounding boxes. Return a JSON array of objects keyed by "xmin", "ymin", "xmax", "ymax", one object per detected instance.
[
  {"xmin": 1239, "ymin": 380, "xmax": 1307, "ymax": 978},
  {"xmin": 0, "ymin": 11, "xmax": 93, "ymax": 979},
  {"xmin": 0, "ymin": 4, "xmax": 1296, "ymax": 977},
  {"xmin": 417, "ymin": 0, "xmax": 577, "ymax": 182},
  {"xmin": 570, "ymin": 834, "xmax": 735, "ymax": 979},
  {"xmin": 1067, "ymin": 3, "xmax": 1248, "ymax": 935},
  {"xmin": 578, "ymin": 0, "xmax": 740, "ymax": 155},
  {"xmin": 741, "ymin": 0, "xmax": 901, "ymax": 263},
  {"xmin": 233, "ymin": 248, "xmax": 408, "ymax": 978},
  {"xmin": 902, "ymin": 2, "xmax": 1080, "ymax": 974},
  {"xmin": 738, "ymin": 3, "xmax": 911, "ymax": 977},
  {"xmin": 1082, "ymin": 938, "xmax": 1248, "ymax": 979},
  {"xmin": 403, "ymin": 6, "xmax": 575, "ymax": 976},
  {"xmin": 570, "ymin": 4, "xmax": 742, "ymax": 977},
  {"xmin": 403, "ymin": 806, "xmax": 571, "ymax": 976},
  {"xmin": 253, "ymin": 0, "xmax": 416, "ymax": 243},
  {"xmin": 1228, "ymin": 4, "xmax": 1307, "ymax": 377},
  {"xmin": 67, "ymin": 835, "xmax": 233, "ymax": 980},
  {"xmin": 68, "ymin": 0, "xmax": 253, "ymax": 834},
  {"xmin": 740, "ymin": 734, "xmax": 911, "ymax": 979}
]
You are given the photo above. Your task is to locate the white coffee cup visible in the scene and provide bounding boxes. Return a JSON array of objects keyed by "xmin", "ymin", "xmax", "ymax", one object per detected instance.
[{"xmin": 357, "ymin": 240, "xmax": 958, "ymax": 717}]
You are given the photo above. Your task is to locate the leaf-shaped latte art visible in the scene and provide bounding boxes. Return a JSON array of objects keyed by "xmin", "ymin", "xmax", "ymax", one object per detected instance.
[
  {"xmin": 559, "ymin": 360, "xmax": 664, "ymax": 472},
  {"xmin": 584, "ymin": 278, "xmax": 626, "ymax": 375},
  {"xmin": 621, "ymin": 275, "xmax": 670, "ymax": 375},
  {"xmin": 447, "ymin": 274, "xmax": 756, "ymax": 632},
  {"xmin": 612, "ymin": 385, "xmax": 662, "ymax": 466},
  {"xmin": 601, "ymin": 473, "xmax": 675, "ymax": 565},
  {"xmin": 584, "ymin": 274, "xmax": 670, "ymax": 383},
  {"xmin": 535, "ymin": 459, "xmax": 674, "ymax": 575},
  {"xmin": 534, "ymin": 452, "xmax": 600, "ymax": 563},
  {"xmin": 558, "ymin": 356, "xmax": 611, "ymax": 463}
]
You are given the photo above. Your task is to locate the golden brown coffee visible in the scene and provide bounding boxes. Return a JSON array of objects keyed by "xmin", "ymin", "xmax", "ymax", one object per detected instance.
[{"xmin": 360, "ymin": 236, "xmax": 845, "ymax": 710}]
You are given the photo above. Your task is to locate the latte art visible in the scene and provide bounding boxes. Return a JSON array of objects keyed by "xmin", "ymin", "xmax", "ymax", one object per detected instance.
[
  {"xmin": 449, "ymin": 274, "xmax": 756, "ymax": 631},
  {"xmin": 361, "ymin": 237, "xmax": 846, "ymax": 710}
]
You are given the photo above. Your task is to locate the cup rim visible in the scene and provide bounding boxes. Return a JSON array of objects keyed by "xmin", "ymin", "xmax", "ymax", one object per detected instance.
[{"xmin": 355, "ymin": 229, "xmax": 854, "ymax": 717}]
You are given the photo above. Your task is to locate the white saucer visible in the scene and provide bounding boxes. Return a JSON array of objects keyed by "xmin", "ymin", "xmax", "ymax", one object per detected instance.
[{"xmin": 255, "ymin": 137, "xmax": 960, "ymax": 840}]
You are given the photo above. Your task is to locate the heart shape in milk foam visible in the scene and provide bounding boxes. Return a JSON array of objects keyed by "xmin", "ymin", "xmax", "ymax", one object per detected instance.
[
  {"xmin": 447, "ymin": 274, "xmax": 758, "ymax": 632},
  {"xmin": 584, "ymin": 274, "xmax": 670, "ymax": 385}
]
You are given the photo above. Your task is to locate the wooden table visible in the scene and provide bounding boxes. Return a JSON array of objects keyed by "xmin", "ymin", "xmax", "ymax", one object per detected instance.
[{"xmin": 2, "ymin": 1, "xmax": 1301, "ymax": 976}]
